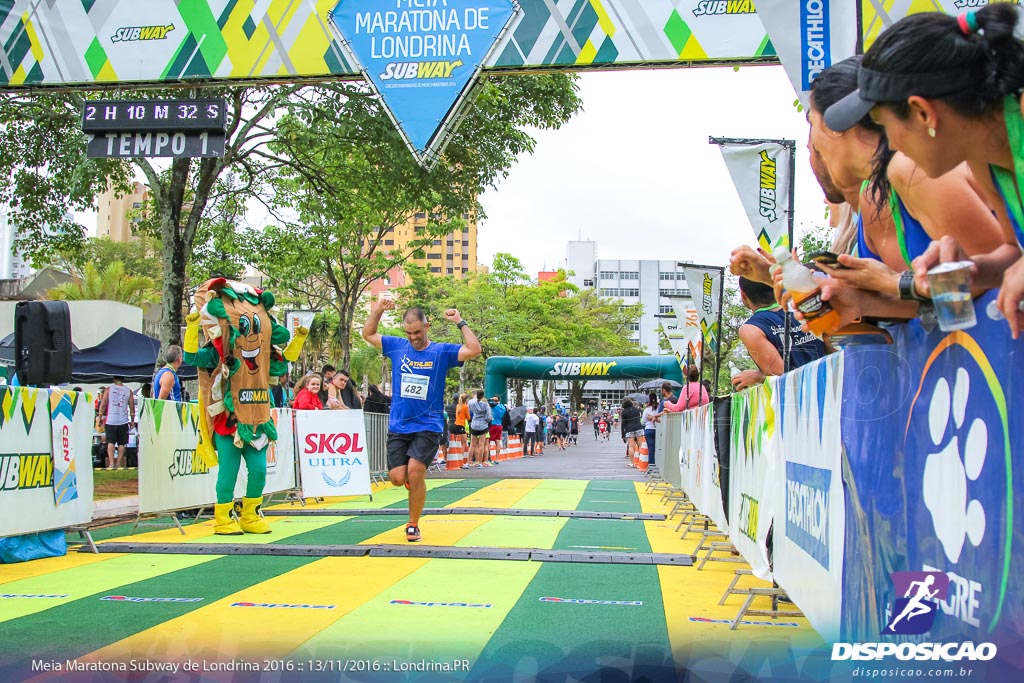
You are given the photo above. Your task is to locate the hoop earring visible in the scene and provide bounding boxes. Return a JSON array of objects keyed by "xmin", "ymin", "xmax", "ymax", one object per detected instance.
[{"xmin": 928, "ymin": 127, "xmax": 936, "ymax": 138}]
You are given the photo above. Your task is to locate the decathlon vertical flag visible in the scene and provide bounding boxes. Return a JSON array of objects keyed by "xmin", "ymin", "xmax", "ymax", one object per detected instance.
[
  {"xmin": 667, "ymin": 296, "xmax": 703, "ymax": 370},
  {"xmin": 715, "ymin": 140, "xmax": 793, "ymax": 252},
  {"xmin": 296, "ymin": 409, "xmax": 372, "ymax": 498},
  {"xmin": 329, "ymin": 0, "xmax": 521, "ymax": 166},
  {"xmin": 48, "ymin": 389, "xmax": 79, "ymax": 505},
  {"xmin": 286, "ymin": 311, "xmax": 316, "ymax": 338},
  {"xmin": 756, "ymin": 0, "xmax": 858, "ymax": 106},
  {"xmin": 682, "ymin": 267, "xmax": 723, "ymax": 359}
]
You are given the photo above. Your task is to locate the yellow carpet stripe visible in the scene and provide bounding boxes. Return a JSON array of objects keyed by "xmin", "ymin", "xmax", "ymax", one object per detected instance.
[
  {"xmin": 78, "ymin": 556, "xmax": 431, "ymax": 664},
  {"xmin": 0, "ymin": 549, "xmax": 116, "ymax": 585},
  {"xmin": 0, "ymin": 554, "xmax": 216, "ymax": 623},
  {"xmin": 290, "ymin": 558, "xmax": 542, "ymax": 662}
]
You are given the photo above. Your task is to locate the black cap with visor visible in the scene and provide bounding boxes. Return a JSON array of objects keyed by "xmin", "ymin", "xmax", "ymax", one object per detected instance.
[{"xmin": 823, "ymin": 65, "xmax": 980, "ymax": 132}]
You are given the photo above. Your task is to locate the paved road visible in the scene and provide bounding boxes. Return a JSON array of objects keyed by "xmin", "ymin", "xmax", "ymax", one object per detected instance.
[{"xmin": 431, "ymin": 430, "xmax": 645, "ymax": 481}]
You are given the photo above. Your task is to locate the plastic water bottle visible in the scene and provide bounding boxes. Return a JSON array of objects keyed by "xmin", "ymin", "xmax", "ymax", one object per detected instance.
[
  {"xmin": 773, "ymin": 247, "xmax": 840, "ymax": 338},
  {"xmin": 729, "ymin": 362, "xmax": 741, "ymax": 379}
]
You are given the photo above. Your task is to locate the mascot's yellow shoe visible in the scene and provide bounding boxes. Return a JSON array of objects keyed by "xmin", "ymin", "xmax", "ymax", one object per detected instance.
[
  {"xmin": 240, "ymin": 497, "xmax": 272, "ymax": 534},
  {"xmin": 214, "ymin": 502, "xmax": 243, "ymax": 536}
]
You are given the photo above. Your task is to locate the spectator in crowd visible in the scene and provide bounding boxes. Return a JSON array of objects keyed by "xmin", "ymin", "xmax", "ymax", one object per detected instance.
[
  {"xmin": 99, "ymin": 376, "xmax": 135, "ymax": 469},
  {"xmin": 318, "ymin": 364, "xmax": 335, "ymax": 407},
  {"xmin": 732, "ymin": 278, "xmax": 827, "ymax": 391},
  {"xmin": 488, "ymin": 395, "xmax": 506, "ymax": 465},
  {"xmin": 154, "ymin": 345, "xmax": 184, "ymax": 401},
  {"xmin": 642, "ymin": 392, "xmax": 659, "ymax": 466},
  {"xmin": 292, "ymin": 373, "xmax": 324, "ymax": 410},
  {"xmin": 662, "ymin": 365, "xmax": 711, "ymax": 411},
  {"xmin": 522, "ymin": 408, "xmax": 539, "ymax": 457},
  {"xmin": 364, "ymin": 384, "xmax": 392, "ymax": 414},
  {"xmin": 468, "ymin": 389, "xmax": 492, "ymax": 468}
]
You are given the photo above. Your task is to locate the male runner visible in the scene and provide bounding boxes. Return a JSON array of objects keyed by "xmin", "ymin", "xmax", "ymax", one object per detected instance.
[{"xmin": 362, "ymin": 298, "xmax": 481, "ymax": 542}]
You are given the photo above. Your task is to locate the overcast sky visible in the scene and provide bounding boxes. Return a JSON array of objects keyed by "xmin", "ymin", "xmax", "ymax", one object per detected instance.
[{"xmin": 477, "ymin": 64, "xmax": 828, "ymax": 276}]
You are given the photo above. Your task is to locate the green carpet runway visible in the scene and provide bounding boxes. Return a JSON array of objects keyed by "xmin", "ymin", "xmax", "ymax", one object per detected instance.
[{"xmin": 0, "ymin": 478, "xmax": 825, "ymax": 682}]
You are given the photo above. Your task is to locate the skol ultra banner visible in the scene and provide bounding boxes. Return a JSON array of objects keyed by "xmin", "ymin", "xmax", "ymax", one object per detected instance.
[
  {"xmin": 667, "ymin": 296, "xmax": 703, "ymax": 370},
  {"xmin": 0, "ymin": 0, "xmax": 779, "ymax": 89},
  {"xmin": 138, "ymin": 397, "xmax": 219, "ymax": 514},
  {"xmin": 861, "ymin": 0, "xmax": 1020, "ymax": 50},
  {"xmin": 729, "ymin": 378, "xmax": 780, "ymax": 581},
  {"xmin": 232, "ymin": 408, "xmax": 297, "ymax": 498},
  {"xmin": 773, "ymin": 352, "xmax": 845, "ymax": 642},
  {"xmin": 839, "ymin": 290, "xmax": 1023, "ymax": 680},
  {"xmin": 682, "ymin": 266, "xmax": 723, "ymax": 359},
  {"xmin": 296, "ymin": 409, "xmax": 372, "ymax": 498},
  {"xmin": 0, "ymin": 386, "xmax": 93, "ymax": 537},
  {"xmin": 755, "ymin": 0, "xmax": 858, "ymax": 105},
  {"xmin": 714, "ymin": 139, "xmax": 794, "ymax": 252},
  {"xmin": 285, "ymin": 311, "xmax": 316, "ymax": 340}
]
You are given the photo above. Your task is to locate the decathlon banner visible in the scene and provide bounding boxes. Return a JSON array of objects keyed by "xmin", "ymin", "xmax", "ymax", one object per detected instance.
[
  {"xmin": 681, "ymin": 402, "xmax": 728, "ymax": 532},
  {"xmin": 0, "ymin": 387, "xmax": 94, "ymax": 537},
  {"xmin": 714, "ymin": 139, "xmax": 794, "ymax": 253},
  {"xmin": 667, "ymin": 296, "xmax": 703, "ymax": 370},
  {"xmin": 296, "ymin": 409, "xmax": 372, "ymax": 499},
  {"xmin": 861, "ymin": 0, "xmax": 1020, "ymax": 51},
  {"xmin": 285, "ymin": 311, "xmax": 316, "ymax": 339},
  {"xmin": 232, "ymin": 408, "xmax": 296, "ymax": 498},
  {"xmin": 728, "ymin": 379, "xmax": 779, "ymax": 581},
  {"xmin": 755, "ymin": 0, "xmax": 858, "ymax": 106},
  {"xmin": 138, "ymin": 398, "xmax": 218, "ymax": 514},
  {"xmin": 772, "ymin": 353, "xmax": 845, "ymax": 642},
  {"xmin": 839, "ymin": 291, "xmax": 1024, "ymax": 666},
  {"xmin": 682, "ymin": 266, "xmax": 724, "ymax": 359}
]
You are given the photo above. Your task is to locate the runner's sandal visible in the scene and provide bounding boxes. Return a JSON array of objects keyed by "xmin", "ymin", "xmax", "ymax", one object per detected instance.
[{"xmin": 406, "ymin": 525, "xmax": 422, "ymax": 542}]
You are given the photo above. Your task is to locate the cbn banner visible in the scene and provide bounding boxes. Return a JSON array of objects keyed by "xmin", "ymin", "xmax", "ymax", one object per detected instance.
[
  {"xmin": 755, "ymin": 0, "xmax": 858, "ymax": 106},
  {"xmin": 840, "ymin": 291, "xmax": 1023, "ymax": 673},
  {"xmin": 729, "ymin": 379, "xmax": 779, "ymax": 581},
  {"xmin": 861, "ymin": 0, "xmax": 1020, "ymax": 50},
  {"xmin": 0, "ymin": 387, "xmax": 94, "ymax": 537},
  {"xmin": 682, "ymin": 266, "xmax": 723, "ymax": 360},
  {"xmin": 296, "ymin": 409, "xmax": 372, "ymax": 499},
  {"xmin": 715, "ymin": 140, "xmax": 794, "ymax": 252},
  {"xmin": 233, "ymin": 408, "xmax": 297, "ymax": 498},
  {"xmin": 0, "ymin": 0, "xmax": 779, "ymax": 88},
  {"xmin": 667, "ymin": 296, "xmax": 703, "ymax": 370},
  {"xmin": 138, "ymin": 398, "xmax": 217, "ymax": 514},
  {"xmin": 680, "ymin": 403, "xmax": 728, "ymax": 532},
  {"xmin": 773, "ymin": 353, "xmax": 845, "ymax": 642}
]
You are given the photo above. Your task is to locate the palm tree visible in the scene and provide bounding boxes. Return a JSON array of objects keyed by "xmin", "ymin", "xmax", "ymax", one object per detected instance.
[{"xmin": 47, "ymin": 261, "xmax": 159, "ymax": 308}]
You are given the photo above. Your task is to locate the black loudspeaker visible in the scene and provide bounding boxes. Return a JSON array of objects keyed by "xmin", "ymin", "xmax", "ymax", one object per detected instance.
[{"xmin": 14, "ymin": 301, "xmax": 72, "ymax": 386}]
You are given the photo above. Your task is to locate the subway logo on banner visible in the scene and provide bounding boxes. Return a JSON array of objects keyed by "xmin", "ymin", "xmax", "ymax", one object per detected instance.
[
  {"xmin": 549, "ymin": 361, "xmax": 618, "ymax": 377},
  {"xmin": 380, "ymin": 59, "xmax": 464, "ymax": 81},
  {"xmin": 110, "ymin": 24, "xmax": 175, "ymax": 43},
  {"xmin": 759, "ymin": 150, "xmax": 778, "ymax": 222},
  {"xmin": 168, "ymin": 449, "xmax": 210, "ymax": 479},
  {"xmin": 0, "ymin": 454, "xmax": 53, "ymax": 491},
  {"xmin": 786, "ymin": 461, "xmax": 830, "ymax": 569},
  {"xmin": 693, "ymin": 0, "xmax": 757, "ymax": 16}
]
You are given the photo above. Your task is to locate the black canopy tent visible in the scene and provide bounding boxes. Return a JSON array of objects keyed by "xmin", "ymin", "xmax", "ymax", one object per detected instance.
[{"xmin": 71, "ymin": 327, "xmax": 197, "ymax": 383}]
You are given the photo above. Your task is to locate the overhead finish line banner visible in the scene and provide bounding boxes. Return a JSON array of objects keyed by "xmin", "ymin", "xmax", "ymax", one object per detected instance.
[
  {"xmin": 0, "ymin": 0, "xmax": 778, "ymax": 89},
  {"xmin": 861, "ymin": 0, "xmax": 1021, "ymax": 50}
]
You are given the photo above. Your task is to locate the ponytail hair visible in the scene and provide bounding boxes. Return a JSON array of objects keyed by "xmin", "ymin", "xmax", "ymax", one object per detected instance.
[{"xmin": 864, "ymin": 5, "xmax": 1024, "ymax": 120}]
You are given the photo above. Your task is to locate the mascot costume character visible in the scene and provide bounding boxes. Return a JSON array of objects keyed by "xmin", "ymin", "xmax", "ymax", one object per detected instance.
[{"xmin": 183, "ymin": 278, "xmax": 308, "ymax": 535}]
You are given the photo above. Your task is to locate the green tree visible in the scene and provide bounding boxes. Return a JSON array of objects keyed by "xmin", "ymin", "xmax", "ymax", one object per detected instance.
[
  {"xmin": 254, "ymin": 75, "xmax": 582, "ymax": 371},
  {"xmin": 47, "ymin": 261, "xmax": 159, "ymax": 308}
]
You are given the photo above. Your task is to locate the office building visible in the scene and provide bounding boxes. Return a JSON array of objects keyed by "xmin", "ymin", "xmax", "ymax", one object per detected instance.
[{"xmin": 96, "ymin": 180, "xmax": 149, "ymax": 242}]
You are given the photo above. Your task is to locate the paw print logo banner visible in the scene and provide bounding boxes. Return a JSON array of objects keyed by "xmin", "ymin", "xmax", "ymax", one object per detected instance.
[{"xmin": 839, "ymin": 289, "xmax": 1019, "ymax": 660}]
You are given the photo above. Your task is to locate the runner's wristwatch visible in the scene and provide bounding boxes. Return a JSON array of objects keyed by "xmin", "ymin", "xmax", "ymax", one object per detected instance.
[{"xmin": 457, "ymin": 321, "xmax": 468, "ymax": 329}]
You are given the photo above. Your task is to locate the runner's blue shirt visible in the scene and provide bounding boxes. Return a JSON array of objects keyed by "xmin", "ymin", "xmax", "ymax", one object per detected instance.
[{"xmin": 382, "ymin": 336, "xmax": 463, "ymax": 434}]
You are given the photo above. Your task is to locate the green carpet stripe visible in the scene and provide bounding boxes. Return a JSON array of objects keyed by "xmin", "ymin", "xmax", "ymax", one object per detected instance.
[
  {"xmin": 262, "ymin": 515, "xmax": 410, "ymax": 546},
  {"xmin": 577, "ymin": 479, "xmax": 644, "ymax": 513},
  {"xmin": 455, "ymin": 516, "xmax": 568, "ymax": 549},
  {"xmin": 289, "ymin": 558, "xmax": 541, "ymax": 662},
  {"xmin": 508, "ymin": 480, "xmax": 588, "ymax": 510},
  {"xmin": 468, "ymin": 563, "xmax": 674, "ymax": 679},
  {"xmin": 0, "ymin": 554, "xmax": 215, "ymax": 623},
  {"xmin": 192, "ymin": 518, "xmax": 349, "ymax": 544},
  {"xmin": 0, "ymin": 555, "xmax": 312, "ymax": 674},
  {"xmin": 550, "ymin": 518, "xmax": 653, "ymax": 552}
]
